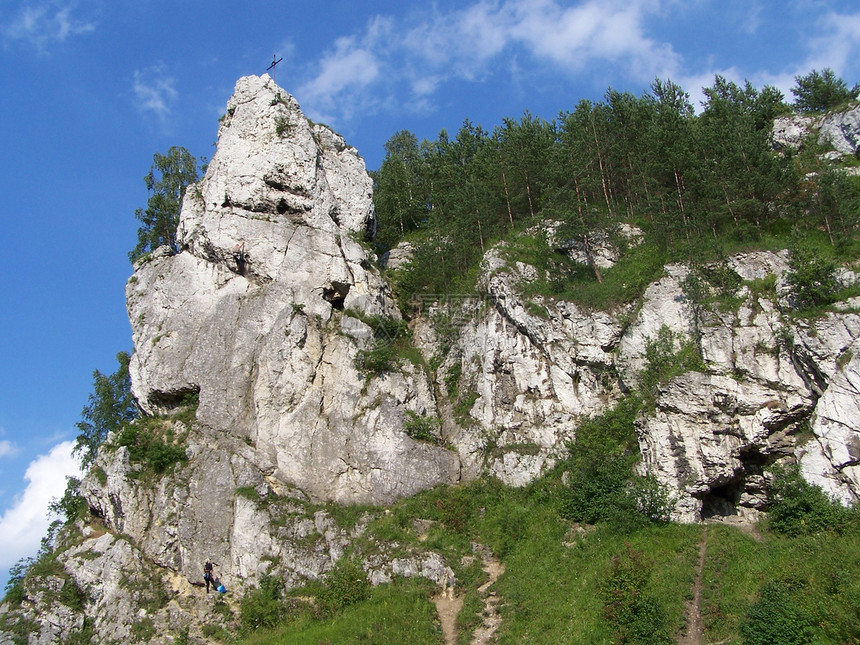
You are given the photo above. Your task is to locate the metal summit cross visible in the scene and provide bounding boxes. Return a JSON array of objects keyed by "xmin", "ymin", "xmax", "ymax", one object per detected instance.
[{"xmin": 267, "ymin": 54, "xmax": 284, "ymax": 83}]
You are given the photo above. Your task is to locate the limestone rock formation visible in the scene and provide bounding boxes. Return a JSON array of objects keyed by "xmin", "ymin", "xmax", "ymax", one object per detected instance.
[
  {"xmin": 127, "ymin": 75, "xmax": 459, "ymax": 511},
  {"xmin": 6, "ymin": 78, "xmax": 860, "ymax": 643},
  {"xmin": 772, "ymin": 104, "xmax": 860, "ymax": 155}
]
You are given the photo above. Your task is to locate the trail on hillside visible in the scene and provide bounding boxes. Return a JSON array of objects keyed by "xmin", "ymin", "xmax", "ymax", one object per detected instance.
[
  {"xmin": 434, "ymin": 587, "xmax": 464, "ymax": 645},
  {"xmin": 433, "ymin": 543, "xmax": 505, "ymax": 645},
  {"xmin": 678, "ymin": 527, "xmax": 708, "ymax": 645},
  {"xmin": 470, "ymin": 551, "xmax": 505, "ymax": 645}
]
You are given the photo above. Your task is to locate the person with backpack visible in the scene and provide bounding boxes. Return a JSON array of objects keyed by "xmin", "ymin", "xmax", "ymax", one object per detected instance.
[{"xmin": 203, "ymin": 560, "xmax": 217, "ymax": 593}]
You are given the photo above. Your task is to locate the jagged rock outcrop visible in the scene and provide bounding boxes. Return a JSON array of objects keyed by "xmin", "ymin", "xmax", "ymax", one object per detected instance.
[
  {"xmin": 7, "ymin": 80, "xmax": 860, "ymax": 643},
  {"xmin": 1, "ymin": 75, "xmax": 463, "ymax": 644},
  {"xmin": 127, "ymin": 75, "xmax": 459, "ymax": 515},
  {"xmin": 419, "ymin": 243, "xmax": 860, "ymax": 521},
  {"xmin": 772, "ymin": 104, "xmax": 860, "ymax": 155}
]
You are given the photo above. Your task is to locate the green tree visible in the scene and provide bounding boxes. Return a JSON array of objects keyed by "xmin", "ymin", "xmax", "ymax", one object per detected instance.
[
  {"xmin": 786, "ymin": 243, "xmax": 838, "ymax": 310},
  {"xmin": 73, "ymin": 351, "xmax": 138, "ymax": 468},
  {"xmin": 372, "ymin": 130, "xmax": 427, "ymax": 251},
  {"xmin": 644, "ymin": 78, "xmax": 697, "ymax": 244},
  {"xmin": 791, "ymin": 68, "xmax": 859, "ymax": 114},
  {"xmin": 129, "ymin": 146, "xmax": 202, "ymax": 262},
  {"xmin": 696, "ymin": 76, "xmax": 790, "ymax": 237}
]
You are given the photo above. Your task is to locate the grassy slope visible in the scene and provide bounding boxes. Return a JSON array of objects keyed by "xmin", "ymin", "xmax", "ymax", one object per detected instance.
[
  {"xmin": 236, "ymin": 477, "xmax": 860, "ymax": 644},
  {"xmin": 236, "ymin": 225, "xmax": 860, "ymax": 644}
]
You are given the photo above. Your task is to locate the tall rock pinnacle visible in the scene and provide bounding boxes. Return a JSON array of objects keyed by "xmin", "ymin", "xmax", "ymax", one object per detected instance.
[{"xmin": 126, "ymin": 75, "xmax": 460, "ymax": 508}]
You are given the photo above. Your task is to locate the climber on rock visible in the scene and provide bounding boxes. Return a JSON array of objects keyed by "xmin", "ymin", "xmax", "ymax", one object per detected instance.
[
  {"xmin": 203, "ymin": 560, "xmax": 218, "ymax": 593},
  {"xmin": 232, "ymin": 241, "xmax": 246, "ymax": 275}
]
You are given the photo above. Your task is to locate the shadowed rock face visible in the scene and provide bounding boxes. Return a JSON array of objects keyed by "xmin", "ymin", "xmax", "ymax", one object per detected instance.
[{"xmin": 127, "ymin": 75, "xmax": 460, "ymax": 513}]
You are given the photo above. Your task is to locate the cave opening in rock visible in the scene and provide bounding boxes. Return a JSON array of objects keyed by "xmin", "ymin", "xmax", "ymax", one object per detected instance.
[
  {"xmin": 322, "ymin": 282, "xmax": 350, "ymax": 310},
  {"xmin": 700, "ymin": 481, "xmax": 743, "ymax": 520},
  {"xmin": 147, "ymin": 385, "xmax": 201, "ymax": 414}
]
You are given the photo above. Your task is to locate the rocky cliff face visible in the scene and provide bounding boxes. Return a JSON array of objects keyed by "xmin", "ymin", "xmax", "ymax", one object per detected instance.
[
  {"xmin": 3, "ymin": 79, "xmax": 860, "ymax": 643},
  {"xmin": 127, "ymin": 76, "xmax": 458, "ymax": 513}
]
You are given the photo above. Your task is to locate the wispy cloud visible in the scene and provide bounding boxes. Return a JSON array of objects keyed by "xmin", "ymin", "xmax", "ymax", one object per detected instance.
[
  {"xmin": 0, "ymin": 440, "xmax": 16, "ymax": 458},
  {"xmin": 1, "ymin": 1, "xmax": 96, "ymax": 51},
  {"xmin": 133, "ymin": 66, "xmax": 178, "ymax": 123},
  {"xmin": 803, "ymin": 10, "xmax": 860, "ymax": 78},
  {"xmin": 295, "ymin": 0, "xmax": 681, "ymax": 126},
  {"xmin": 0, "ymin": 441, "xmax": 83, "ymax": 570}
]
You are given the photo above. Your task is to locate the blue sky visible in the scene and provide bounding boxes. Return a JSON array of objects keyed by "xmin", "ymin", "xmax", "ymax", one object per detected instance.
[{"xmin": 0, "ymin": 0, "xmax": 858, "ymax": 590}]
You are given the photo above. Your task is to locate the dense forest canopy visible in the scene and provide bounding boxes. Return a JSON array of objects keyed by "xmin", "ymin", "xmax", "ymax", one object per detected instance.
[{"xmin": 371, "ymin": 70, "xmax": 860, "ymax": 303}]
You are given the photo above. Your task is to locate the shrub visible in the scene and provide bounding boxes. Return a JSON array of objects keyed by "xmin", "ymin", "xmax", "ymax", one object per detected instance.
[
  {"xmin": 3, "ymin": 558, "xmax": 32, "ymax": 606},
  {"xmin": 131, "ymin": 617, "xmax": 156, "ymax": 642},
  {"xmin": 786, "ymin": 244, "xmax": 838, "ymax": 310},
  {"xmin": 403, "ymin": 411, "xmax": 440, "ymax": 443},
  {"xmin": 558, "ymin": 396, "xmax": 672, "ymax": 530},
  {"xmin": 115, "ymin": 421, "xmax": 188, "ymax": 476},
  {"xmin": 58, "ymin": 578, "xmax": 88, "ymax": 612},
  {"xmin": 349, "ymin": 311, "xmax": 411, "ymax": 377},
  {"xmin": 91, "ymin": 466, "xmax": 108, "ymax": 486},
  {"xmin": 600, "ymin": 545, "xmax": 673, "ymax": 644},
  {"xmin": 240, "ymin": 574, "xmax": 286, "ymax": 632},
  {"xmin": 767, "ymin": 465, "xmax": 857, "ymax": 536},
  {"xmin": 640, "ymin": 326, "xmax": 705, "ymax": 399},
  {"xmin": 235, "ymin": 486, "xmax": 261, "ymax": 502},
  {"xmin": 741, "ymin": 581, "xmax": 813, "ymax": 645},
  {"xmin": 354, "ymin": 343, "xmax": 397, "ymax": 376},
  {"xmin": 318, "ymin": 558, "xmax": 370, "ymax": 613},
  {"xmin": 275, "ymin": 116, "xmax": 292, "ymax": 137},
  {"xmin": 48, "ymin": 477, "xmax": 88, "ymax": 524},
  {"xmin": 453, "ymin": 391, "xmax": 479, "ymax": 426},
  {"xmin": 562, "ymin": 450, "xmax": 634, "ymax": 525}
]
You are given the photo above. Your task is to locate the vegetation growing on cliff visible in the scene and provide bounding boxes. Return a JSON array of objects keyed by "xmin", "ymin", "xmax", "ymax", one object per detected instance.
[
  {"xmin": 5, "ymin": 68, "xmax": 860, "ymax": 645},
  {"xmin": 233, "ymin": 451, "xmax": 860, "ymax": 644},
  {"xmin": 372, "ymin": 72, "xmax": 860, "ymax": 309}
]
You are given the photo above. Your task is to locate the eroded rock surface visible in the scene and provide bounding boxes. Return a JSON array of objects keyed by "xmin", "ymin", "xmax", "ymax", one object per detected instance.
[
  {"xmin": 128, "ymin": 75, "xmax": 458, "ymax": 510},
  {"xmin": 7, "ymin": 80, "xmax": 860, "ymax": 644}
]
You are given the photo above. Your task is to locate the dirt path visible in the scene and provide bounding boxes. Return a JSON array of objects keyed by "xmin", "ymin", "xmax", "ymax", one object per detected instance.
[
  {"xmin": 678, "ymin": 527, "xmax": 708, "ymax": 645},
  {"xmin": 470, "ymin": 553, "xmax": 505, "ymax": 645},
  {"xmin": 432, "ymin": 544, "xmax": 505, "ymax": 645},
  {"xmin": 434, "ymin": 587, "xmax": 464, "ymax": 645}
]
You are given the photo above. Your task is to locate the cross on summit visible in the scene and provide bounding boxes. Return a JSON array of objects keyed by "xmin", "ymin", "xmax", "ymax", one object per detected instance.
[{"xmin": 267, "ymin": 54, "xmax": 283, "ymax": 82}]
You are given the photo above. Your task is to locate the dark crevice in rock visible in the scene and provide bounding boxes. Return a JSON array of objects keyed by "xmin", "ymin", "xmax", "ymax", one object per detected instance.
[
  {"xmin": 147, "ymin": 385, "xmax": 200, "ymax": 413},
  {"xmin": 790, "ymin": 344, "xmax": 827, "ymax": 398},
  {"xmin": 364, "ymin": 211, "xmax": 377, "ymax": 240},
  {"xmin": 492, "ymin": 297, "xmax": 549, "ymax": 359},
  {"xmin": 700, "ymin": 481, "xmax": 742, "ymax": 520},
  {"xmin": 262, "ymin": 175, "xmax": 311, "ymax": 198},
  {"xmin": 322, "ymin": 282, "xmax": 350, "ymax": 310}
]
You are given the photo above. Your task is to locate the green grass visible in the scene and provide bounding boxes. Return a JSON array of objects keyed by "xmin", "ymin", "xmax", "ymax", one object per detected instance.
[
  {"xmin": 701, "ymin": 526, "xmax": 860, "ymax": 644},
  {"xmin": 493, "ymin": 522, "xmax": 701, "ymax": 644},
  {"xmin": 230, "ymin": 459, "xmax": 860, "ymax": 645},
  {"xmin": 239, "ymin": 578, "xmax": 441, "ymax": 645}
]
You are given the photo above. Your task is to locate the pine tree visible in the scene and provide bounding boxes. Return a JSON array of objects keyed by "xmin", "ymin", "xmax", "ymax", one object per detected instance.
[
  {"xmin": 129, "ymin": 147, "xmax": 202, "ymax": 262},
  {"xmin": 73, "ymin": 351, "xmax": 138, "ymax": 467}
]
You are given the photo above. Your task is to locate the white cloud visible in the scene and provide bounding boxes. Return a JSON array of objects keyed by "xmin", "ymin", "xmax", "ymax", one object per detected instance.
[
  {"xmin": 133, "ymin": 67, "xmax": 178, "ymax": 122},
  {"xmin": 298, "ymin": 36, "xmax": 381, "ymax": 113},
  {"xmin": 296, "ymin": 0, "xmax": 681, "ymax": 126},
  {"xmin": 802, "ymin": 11, "xmax": 860, "ymax": 78},
  {"xmin": 677, "ymin": 9, "xmax": 860, "ymax": 112},
  {"xmin": 0, "ymin": 441, "xmax": 83, "ymax": 570},
  {"xmin": 1, "ymin": 1, "xmax": 95, "ymax": 51},
  {"xmin": 0, "ymin": 440, "xmax": 16, "ymax": 458}
]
